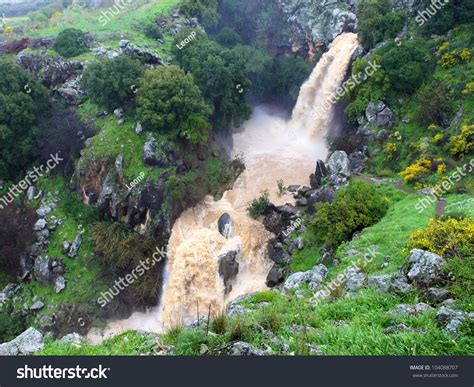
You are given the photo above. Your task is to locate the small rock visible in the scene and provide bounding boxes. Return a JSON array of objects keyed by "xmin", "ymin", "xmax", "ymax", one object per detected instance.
[
  {"xmin": 424, "ymin": 287, "xmax": 449, "ymax": 304},
  {"xmin": 218, "ymin": 213, "xmax": 233, "ymax": 239},
  {"xmin": 54, "ymin": 276, "xmax": 66, "ymax": 293},
  {"xmin": 0, "ymin": 328, "xmax": 44, "ymax": 355},
  {"xmin": 30, "ymin": 300, "xmax": 44, "ymax": 311},
  {"xmin": 33, "ymin": 219, "xmax": 47, "ymax": 231}
]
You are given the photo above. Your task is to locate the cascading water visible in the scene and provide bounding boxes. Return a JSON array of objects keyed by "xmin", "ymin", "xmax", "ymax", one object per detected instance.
[{"xmin": 88, "ymin": 33, "xmax": 359, "ymax": 342}]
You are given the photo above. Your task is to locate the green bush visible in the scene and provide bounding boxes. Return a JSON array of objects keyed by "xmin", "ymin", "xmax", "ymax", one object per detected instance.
[
  {"xmin": 82, "ymin": 56, "xmax": 144, "ymax": 111},
  {"xmin": 143, "ymin": 23, "xmax": 163, "ymax": 40},
  {"xmin": 310, "ymin": 181, "xmax": 390, "ymax": 248},
  {"xmin": 357, "ymin": 0, "xmax": 406, "ymax": 49},
  {"xmin": 247, "ymin": 190, "xmax": 270, "ymax": 219},
  {"xmin": 0, "ymin": 302, "xmax": 27, "ymax": 343},
  {"xmin": 216, "ymin": 27, "xmax": 242, "ymax": 47},
  {"xmin": 136, "ymin": 65, "xmax": 211, "ymax": 143},
  {"xmin": 0, "ymin": 59, "xmax": 50, "ymax": 179},
  {"xmin": 53, "ymin": 28, "xmax": 88, "ymax": 58}
]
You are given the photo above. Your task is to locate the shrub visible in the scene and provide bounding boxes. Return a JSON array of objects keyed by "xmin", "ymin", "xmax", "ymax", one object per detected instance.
[
  {"xmin": 143, "ymin": 23, "xmax": 163, "ymax": 40},
  {"xmin": 448, "ymin": 124, "xmax": 474, "ymax": 158},
  {"xmin": 399, "ymin": 157, "xmax": 434, "ymax": 183},
  {"xmin": 0, "ymin": 59, "xmax": 50, "ymax": 180},
  {"xmin": 309, "ymin": 181, "xmax": 390, "ymax": 248},
  {"xmin": 82, "ymin": 56, "xmax": 144, "ymax": 111},
  {"xmin": 53, "ymin": 28, "xmax": 88, "ymax": 58},
  {"xmin": 247, "ymin": 190, "xmax": 270, "ymax": 219},
  {"xmin": 417, "ymin": 81, "xmax": 454, "ymax": 126},
  {"xmin": 0, "ymin": 301, "xmax": 27, "ymax": 343},
  {"xmin": 215, "ymin": 27, "xmax": 242, "ymax": 47},
  {"xmin": 91, "ymin": 222, "xmax": 165, "ymax": 307},
  {"xmin": 357, "ymin": 0, "xmax": 406, "ymax": 49},
  {"xmin": 136, "ymin": 65, "xmax": 211, "ymax": 142},
  {"xmin": 405, "ymin": 218, "xmax": 474, "ymax": 259}
]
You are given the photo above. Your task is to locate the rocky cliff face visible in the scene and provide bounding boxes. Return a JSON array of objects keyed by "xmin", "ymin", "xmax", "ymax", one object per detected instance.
[{"xmin": 277, "ymin": 0, "xmax": 357, "ymax": 58}]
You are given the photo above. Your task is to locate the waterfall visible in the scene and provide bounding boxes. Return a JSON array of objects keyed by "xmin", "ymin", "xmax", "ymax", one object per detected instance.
[{"xmin": 87, "ymin": 33, "xmax": 359, "ymax": 342}]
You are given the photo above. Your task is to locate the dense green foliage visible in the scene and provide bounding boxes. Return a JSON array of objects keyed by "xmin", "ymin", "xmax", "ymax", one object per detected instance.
[
  {"xmin": 143, "ymin": 22, "xmax": 163, "ymax": 40},
  {"xmin": 91, "ymin": 222, "xmax": 165, "ymax": 307},
  {"xmin": 417, "ymin": 0, "xmax": 474, "ymax": 36},
  {"xmin": 345, "ymin": 39, "xmax": 432, "ymax": 122},
  {"xmin": 53, "ymin": 28, "xmax": 88, "ymax": 58},
  {"xmin": 357, "ymin": 0, "xmax": 406, "ymax": 49},
  {"xmin": 180, "ymin": 0, "xmax": 219, "ymax": 31},
  {"xmin": 247, "ymin": 190, "xmax": 270, "ymax": 219},
  {"xmin": 310, "ymin": 181, "xmax": 390, "ymax": 248},
  {"xmin": 137, "ymin": 65, "xmax": 211, "ymax": 143},
  {"xmin": 174, "ymin": 29, "xmax": 252, "ymax": 129},
  {"xmin": 82, "ymin": 56, "xmax": 144, "ymax": 111},
  {"xmin": 0, "ymin": 60, "xmax": 50, "ymax": 180}
]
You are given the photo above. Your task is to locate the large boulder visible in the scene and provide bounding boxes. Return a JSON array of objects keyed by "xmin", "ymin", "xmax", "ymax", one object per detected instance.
[
  {"xmin": 365, "ymin": 101, "xmax": 393, "ymax": 128},
  {"xmin": 0, "ymin": 328, "xmax": 44, "ymax": 355},
  {"xmin": 405, "ymin": 249, "xmax": 446, "ymax": 286},
  {"xmin": 327, "ymin": 151, "xmax": 351, "ymax": 178},
  {"xmin": 266, "ymin": 264, "xmax": 287, "ymax": 287},
  {"xmin": 309, "ymin": 160, "xmax": 328, "ymax": 189},
  {"xmin": 367, "ymin": 273, "xmax": 413, "ymax": 295},
  {"xmin": 218, "ymin": 213, "xmax": 234, "ymax": 239},
  {"xmin": 218, "ymin": 249, "xmax": 239, "ymax": 294},
  {"xmin": 268, "ymin": 240, "xmax": 291, "ymax": 266},
  {"xmin": 120, "ymin": 40, "xmax": 164, "ymax": 65},
  {"xmin": 283, "ymin": 264, "xmax": 327, "ymax": 290}
]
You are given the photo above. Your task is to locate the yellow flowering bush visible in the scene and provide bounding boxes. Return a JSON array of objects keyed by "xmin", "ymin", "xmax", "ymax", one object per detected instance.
[
  {"xmin": 462, "ymin": 82, "xmax": 474, "ymax": 96},
  {"xmin": 436, "ymin": 41, "xmax": 449, "ymax": 56},
  {"xmin": 431, "ymin": 133, "xmax": 444, "ymax": 144},
  {"xmin": 439, "ymin": 48, "xmax": 471, "ymax": 69},
  {"xmin": 4, "ymin": 26, "xmax": 14, "ymax": 34},
  {"xmin": 449, "ymin": 124, "xmax": 474, "ymax": 158},
  {"xmin": 437, "ymin": 163, "xmax": 447, "ymax": 174},
  {"xmin": 400, "ymin": 157, "xmax": 433, "ymax": 182},
  {"xmin": 405, "ymin": 218, "xmax": 474, "ymax": 259}
]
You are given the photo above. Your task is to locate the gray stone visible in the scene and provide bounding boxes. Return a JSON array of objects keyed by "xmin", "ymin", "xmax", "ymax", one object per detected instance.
[
  {"xmin": 33, "ymin": 219, "xmax": 47, "ymax": 231},
  {"xmin": 54, "ymin": 276, "xmax": 66, "ymax": 293},
  {"xmin": 218, "ymin": 249, "xmax": 239, "ymax": 294},
  {"xmin": 218, "ymin": 213, "xmax": 233, "ymax": 239},
  {"xmin": 309, "ymin": 160, "xmax": 328, "ymax": 189},
  {"xmin": 60, "ymin": 333, "xmax": 84, "ymax": 345},
  {"xmin": 266, "ymin": 265, "xmax": 287, "ymax": 287},
  {"xmin": 366, "ymin": 101, "xmax": 393, "ymax": 128},
  {"xmin": 67, "ymin": 232, "xmax": 82, "ymax": 258},
  {"xmin": 349, "ymin": 151, "xmax": 368, "ymax": 174},
  {"xmin": 0, "ymin": 328, "xmax": 44, "ymax": 355},
  {"xmin": 435, "ymin": 306, "xmax": 473, "ymax": 333},
  {"xmin": 30, "ymin": 300, "xmax": 44, "ymax": 311},
  {"xmin": 34, "ymin": 256, "xmax": 51, "ymax": 285},
  {"xmin": 406, "ymin": 249, "xmax": 446, "ymax": 286},
  {"xmin": 134, "ymin": 122, "xmax": 144, "ymax": 135},
  {"xmin": 424, "ymin": 287, "xmax": 450, "ymax": 304},
  {"xmin": 226, "ymin": 341, "xmax": 264, "ymax": 356},
  {"xmin": 327, "ymin": 150, "xmax": 351, "ymax": 178},
  {"xmin": 344, "ymin": 267, "xmax": 366, "ymax": 294}
]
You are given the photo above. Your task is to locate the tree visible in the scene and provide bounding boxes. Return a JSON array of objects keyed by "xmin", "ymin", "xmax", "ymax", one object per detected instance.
[
  {"xmin": 175, "ymin": 32, "xmax": 252, "ymax": 129},
  {"xmin": 0, "ymin": 59, "xmax": 50, "ymax": 180},
  {"xmin": 53, "ymin": 28, "xmax": 88, "ymax": 58},
  {"xmin": 216, "ymin": 27, "xmax": 242, "ymax": 47},
  {"xmin": 379, "ymin": 39, "xmax": 432, "ymax": 94},
  {"xmin": 136, "ymin": 65, "xmax": 211, "ymax": 143},
  {"xmin": 357, "ymin": 0, "xmax": 406, "ymax": 49},
  {"xmin": 180, "ymin": 0, "xmax": 219, "ymax": 31},
  {"xmin": 82, "ymin": 56, "xmax": 144, "ymax": 111}
]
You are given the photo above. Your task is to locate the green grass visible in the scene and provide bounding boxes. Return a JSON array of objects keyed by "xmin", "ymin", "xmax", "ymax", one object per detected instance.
[
  {"xmin": 77, "ymin": 101, "xmax": 169, "ymax": 182},
  {"xmin": 13, "ymin": 176, "xmax": 108, "ymax": 325}
]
